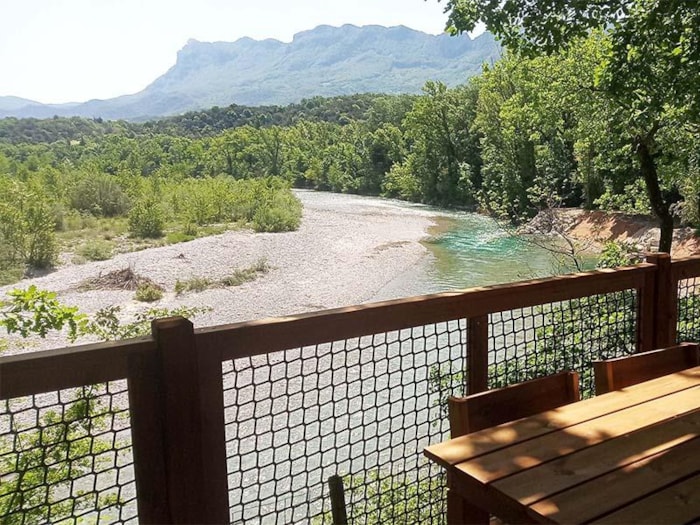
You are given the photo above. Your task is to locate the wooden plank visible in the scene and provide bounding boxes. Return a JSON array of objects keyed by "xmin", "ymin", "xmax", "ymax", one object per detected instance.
[
  {"xmin": 589, "ymin": 469, "xmax": 700, "ymax": 524},
  {"xmin": 455, "ymin": 385, "xmax": 700, "ymax": 483},
  {"xmin": 450, "ymin": 371, "xmax": 579, "ymax": 437},
  {"xmin": 493, "ymin": 410, "xmax": 700, "ymax": 506},
  {"xmin": 0, "ymin": 337, "xmax": 155, "ymax": 399},
  {"xmin": 198, "ymin": 264, "xmax": 654, "ymax": 360},
  {"xmin": 671, "ymin": 255, "xmax": 700, "ymax": 281},
  {"xmin": 424, "ymin": 367, "xmax": 700, "ymax": 468},
  {"xmin": 467, "ymin": 315, "xmax": 489, "ymax": 395},
  {"xmin": 527, "ymin": 434, "xmax": 700, "ymax": 523},
  {"xmin": 593, "ymin": 343, "xmax": 699, "ymax": 394}
]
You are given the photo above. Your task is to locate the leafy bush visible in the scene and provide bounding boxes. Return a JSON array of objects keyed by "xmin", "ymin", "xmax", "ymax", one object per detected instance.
[
  {"xmin": 0, "ymin": 183, "xmax": 58, "ymax": 270},
  {"xmin": 252, "ymin": 191, "xmax": 302, "ymax": 232},
  {"xmin": 69, "ymin": 174, "xmax": 130, "ymax": 217},
  {"xmin": 78, "ymin": 305, "xmax": 209, "ymax": 341},
  {"xmin": 128, "ymin": 198, "xmax": 165, "ymax": 238},
  {"xmin": 0, "ymin": 285, "xmax": 85, "ymax": 339},
  {"xmin": 134, "ymin": 282, "xmax": 164, "ymax": 302}
]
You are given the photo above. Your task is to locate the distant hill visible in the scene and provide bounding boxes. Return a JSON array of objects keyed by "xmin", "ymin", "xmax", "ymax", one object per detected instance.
[
  {"xmin": 0, "ymin": 96, "xmax": 44, "ymax": 112},
  {"xmin": 1, "ymin": 25, "xmax": 499, "ymax": 121}
]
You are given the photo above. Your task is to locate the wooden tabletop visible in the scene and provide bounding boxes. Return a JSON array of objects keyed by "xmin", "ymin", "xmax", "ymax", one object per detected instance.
[{"xmin": 424, "ymin": 366, "xmax": 700, "ymax": 524}]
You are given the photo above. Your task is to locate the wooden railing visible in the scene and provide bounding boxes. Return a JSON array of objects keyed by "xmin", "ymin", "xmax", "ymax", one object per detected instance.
[{"xmin": 2, "ymin": 253, "xmax": 700, "ymax": 524}]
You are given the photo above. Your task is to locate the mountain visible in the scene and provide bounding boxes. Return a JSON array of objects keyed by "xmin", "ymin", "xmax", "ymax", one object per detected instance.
[
  {"xmin": 1, "ymin": 24, "xmax": 500, "ymax": 121},
  {"xmin": 0, "ymin": 96, "xmax": 44, "ymax": 112}
]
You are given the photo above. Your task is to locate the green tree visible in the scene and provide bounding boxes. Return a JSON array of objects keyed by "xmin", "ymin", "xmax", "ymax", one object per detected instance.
[{"xmin": 439, "ymin": 0, "xmax": 700, "ymax": 252}]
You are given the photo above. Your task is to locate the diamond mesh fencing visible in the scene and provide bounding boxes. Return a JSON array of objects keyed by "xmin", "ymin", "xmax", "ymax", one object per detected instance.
[
  {"xmin": 222, "ymin": 320, "xmax": 468, "ymax": 525},
  {"xmin": 677, "ymin": 276, "xmax": 700, "ymax": 343},
  {"xmin": 488, "ymin": 291, "xmax": 638, "ymax": 397},
  {"xmin": 0, "ymin": 381, "xmax": 137, "ymax": 525}
]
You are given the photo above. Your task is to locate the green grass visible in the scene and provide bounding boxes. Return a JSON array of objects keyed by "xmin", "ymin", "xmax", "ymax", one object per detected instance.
[
  {"xmin": 0, "ymin": 266, "xmax": 25, "ymax": 285},
  {"xmin": 174, "ymin": 258, "xmax": 270, "ymax": 295},
  {"xmin": 76, "ymin": 240, "xmax": 115, "ymax": 261},
  {"xmin": 174, "ymin": 276, "xmax": 213, "ymax": 295}
]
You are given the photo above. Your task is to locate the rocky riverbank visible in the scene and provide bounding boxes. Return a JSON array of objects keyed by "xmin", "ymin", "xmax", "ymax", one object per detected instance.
[{"xmin": 0, "ymin": 191, "xmax": 443, "ymax": 353}]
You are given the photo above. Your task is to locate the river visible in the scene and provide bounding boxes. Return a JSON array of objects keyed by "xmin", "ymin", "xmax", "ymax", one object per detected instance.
[{"xmin": 371, "ymin": 201, "xmax": 594, "ymax": 301}]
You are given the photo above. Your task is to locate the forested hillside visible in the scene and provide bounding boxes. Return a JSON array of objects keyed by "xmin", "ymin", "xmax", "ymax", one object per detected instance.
[{"xmin": 1, "ymin": 33, "xmax": 698, "ymax": 284}]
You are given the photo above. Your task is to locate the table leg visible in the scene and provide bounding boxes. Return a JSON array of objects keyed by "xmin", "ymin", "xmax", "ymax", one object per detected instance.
[{"xmin": 447, "ymin": 488, "xmax": 490, "ymax": 525}]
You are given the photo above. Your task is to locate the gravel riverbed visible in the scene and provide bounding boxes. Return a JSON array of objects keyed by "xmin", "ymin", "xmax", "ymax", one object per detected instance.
[{"xmin": 1, "ymin": 190, "xmax": 443, "ymax": 353}]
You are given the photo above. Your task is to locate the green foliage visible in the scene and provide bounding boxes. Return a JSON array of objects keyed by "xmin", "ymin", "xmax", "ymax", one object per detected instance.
[
  {"xmin": 134, "ymin": 282, "xmax": 164, "ymax": 302},
  {"xmin": 678, "ymin": 294, "xmax": 700, "ymax": 343},
  {"xmin": 69, "ymin": 173, "xmax": 130, "ymax": 217},
  {"xmin": 0, "ymin": 180, "xmax": 58, "ymax": 270},
  {"xmin": 77, "ymin": 239, "xmax": 115, "ymax": 261},
  {"xmin": 220, "ymin": 258, "xmax": 270, "ymax": 287},
  {"xmin": 165, "ymin": 231, "xmax": 196, "ymax": 244},
  {"xmin": 77, "ymin": 305, "xmax": 209, "ymax": 341},
  {"xmin": 174, "ymin": 276, "xmax": 213, "ymax": 295},
  {"xmin": 0, "ymin": 297, "xmax": 209, "ymax": 523},
  {"xmin": 128, "ymin": 197, "xmax": 165, "ymax": 238},
  {"xmin": 0, "ymin": 387, "xmax": 124, "ymax": 524},
  {"xmin": 318, "ymin": 470, "xmax": 444, "ymax": 525},
  {"xmin": 251, "ymin": 190, "xmax": 302, "ymax": 232},
  {"xmin": 175, "ymin": 259, "xmax": 270, "ymax": 295},
  {"xmin": 597, "ymin": 241, "xmax": 639, "ymax": 269},
  {"xmin": 0, "ymin": 285, "xmax": 85, "ymax": 339},
  {"xmin": 440, "ymin": 0, "xmax": 700, "ymax": 250}
]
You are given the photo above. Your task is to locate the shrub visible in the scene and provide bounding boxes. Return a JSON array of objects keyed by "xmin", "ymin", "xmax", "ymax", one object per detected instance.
[
  {"xmin": 128, "ymin": 198, "xmax": 165, "ymax": 238},
  {"xmin": 69, "ymin": 173, "xmax": 130, "ymax": 217},
  {"xmin": 134, "ymin": 282, "xmax": 164, "ymax": 302},
  {"xmin": 252, "ymin": 192, "xmax": 302, "ymax": 232},
  {"xmin": 174, "ymin": 276, "xmax": 212, "ymax": 295},
  {"xmin": 0, "ymin": 186, "xmax": 58, "ymax": 270},
  {"xmin": 77, "ymin": 240, "xmax": 114, "ymax": 261}
]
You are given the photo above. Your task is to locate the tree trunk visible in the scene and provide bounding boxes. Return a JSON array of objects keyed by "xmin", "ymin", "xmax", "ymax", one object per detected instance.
[{"xmin": 636, "ymin": 138, "xmax": 673, "ymax": 253}]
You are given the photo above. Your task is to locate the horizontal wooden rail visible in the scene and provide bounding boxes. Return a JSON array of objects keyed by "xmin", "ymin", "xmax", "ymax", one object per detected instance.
[
  {"xmin": 198, "ymin": 264, "xmax": 655, "ymax": 360},
  {"xmin": 0, "ymin": 337, "xmax": 155, "ymax": 399},
  {"xmin": 671, "ymin": 256, "xmax": 700, "ymax": 281}
]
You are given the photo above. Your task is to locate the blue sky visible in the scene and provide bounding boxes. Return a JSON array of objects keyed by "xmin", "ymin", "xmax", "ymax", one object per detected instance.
[{"xmin": 0, "ymin": 0, "xmax": 453, "ymax": 104}]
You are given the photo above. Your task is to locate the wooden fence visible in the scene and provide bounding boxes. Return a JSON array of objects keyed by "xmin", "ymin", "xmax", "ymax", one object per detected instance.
[{"xmin": 1, "ymin": 253, "xmax": 699, "ymax": 523}]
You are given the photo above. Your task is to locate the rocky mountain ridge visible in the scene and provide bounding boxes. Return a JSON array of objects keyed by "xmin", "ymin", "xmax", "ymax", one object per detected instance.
[{"xmin": 1, "ymin": 24, "xmax": 499, "ymax": 121}]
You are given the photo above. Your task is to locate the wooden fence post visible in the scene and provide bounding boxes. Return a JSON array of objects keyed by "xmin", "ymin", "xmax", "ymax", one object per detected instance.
[
  {"xmin": 128, "ymin": 346, "xmax": 171, "ymax": 523},
  {"xmin": 645, "ymin": 253, "xmax": 677, "ymax": 349},
  {"xmin": 467, "ymin": 315, "xmax": 489, "ymax": 394},
  {"xmin": 128, "ymin": 317, "xmax": 229, "ymax": 524}
]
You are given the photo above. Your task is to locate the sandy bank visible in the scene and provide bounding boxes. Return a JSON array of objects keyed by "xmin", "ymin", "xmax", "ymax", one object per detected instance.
[{"xmin": 529, "ymin": 209, "xmax": 700, "ymax": 257}]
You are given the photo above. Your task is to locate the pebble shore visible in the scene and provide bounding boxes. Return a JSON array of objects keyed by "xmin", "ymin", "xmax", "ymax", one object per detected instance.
[{"xmin": 1, "ymin": 190, "xmax": 442, "ymax": 353}]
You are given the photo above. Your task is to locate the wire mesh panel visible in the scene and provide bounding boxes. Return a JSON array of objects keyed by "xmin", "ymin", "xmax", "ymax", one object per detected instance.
[
  {"xmin": 677, "ymin": 276, "xmax": 700, "ymax": 343},
  {"xmin": 0, "ymin": 381, "xmax": 137, "ymax": 524},
  {"xmin": 222, "ymin": 320, "xmax": 467, "ymax": 525},
  {"xmin": 488, "ymin": 290, "xmax": 638, "ymax": 397}
]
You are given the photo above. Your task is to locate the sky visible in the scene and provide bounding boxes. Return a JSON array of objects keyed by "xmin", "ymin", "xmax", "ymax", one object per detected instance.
[{"xmin": 0, "ymin": 0, "xmax": 454, "ymax": 104}]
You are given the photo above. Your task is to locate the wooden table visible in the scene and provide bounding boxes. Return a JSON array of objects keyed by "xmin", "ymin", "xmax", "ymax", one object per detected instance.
[{"xmin": 424, "ymin": 366, "xmax": 700, "ymax": 524}]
